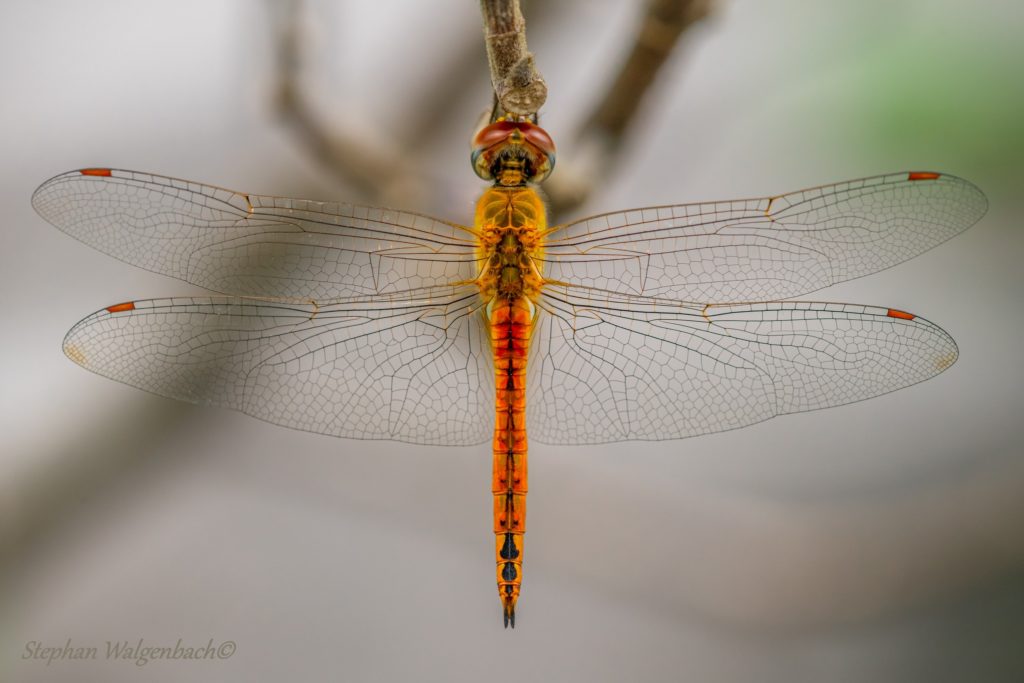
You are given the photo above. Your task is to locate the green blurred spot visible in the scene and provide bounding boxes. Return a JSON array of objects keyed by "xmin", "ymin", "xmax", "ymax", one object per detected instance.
[{"xmin": 855, "ymin": 41, "xmax": 1023, "ymax": 187}]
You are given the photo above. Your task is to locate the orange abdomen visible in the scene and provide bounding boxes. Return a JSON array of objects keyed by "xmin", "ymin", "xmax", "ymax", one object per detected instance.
[{"xmin": 490, "ymin": 297, "xmax": 534, "ymax": 628}]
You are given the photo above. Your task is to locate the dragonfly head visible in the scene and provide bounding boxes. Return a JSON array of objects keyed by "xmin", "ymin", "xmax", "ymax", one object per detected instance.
[{"xmin": 471, "ymin": 119, "xmax": 555, "ymax": 186}]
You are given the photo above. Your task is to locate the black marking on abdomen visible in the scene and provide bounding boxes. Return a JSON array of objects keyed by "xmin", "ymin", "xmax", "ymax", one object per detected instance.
[
  {"xmin": 500, "ymin": 533, "xmax": 520, "ymax": 560},
  {"xmin": 502, "ymin": 563, "xmax": 518, "ymax": 581}
]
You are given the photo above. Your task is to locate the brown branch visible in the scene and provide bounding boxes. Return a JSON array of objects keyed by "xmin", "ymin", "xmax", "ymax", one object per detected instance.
[
  {"xmin": 479, "ymin": 0, "xmax": 547, "ymax": 117},
  {"xmin": 587, "ymin": 0, "xmax": 713, "ymax": 139},
  {"xmin": 269, "ymin": 0, "xmax": 426, "ymax": 206},
  {"xmin": 545, "ymin": 0, "xmax": 714, "ymax": 218}
]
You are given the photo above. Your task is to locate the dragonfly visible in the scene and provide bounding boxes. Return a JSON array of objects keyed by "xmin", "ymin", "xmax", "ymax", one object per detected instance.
[{"xmin": 33, "ymin": 118, "xmax": 986, "ymax": 627}]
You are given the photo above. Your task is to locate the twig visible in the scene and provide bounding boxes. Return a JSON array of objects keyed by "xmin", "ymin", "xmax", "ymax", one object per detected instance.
[
  {"xmin": 269, "ymin": 0, "xmax": 424, "ymax": 206},
  {"xmin": 587, "ymin": 0, "xmax": 712, "ymax": 139},
  {"xmin": 545, "ymin": 0, "xmax": 714, "ymax": 218},
  {"xmin": 479, "ymin": 0, "xmax": 548, "ymax": 118}
]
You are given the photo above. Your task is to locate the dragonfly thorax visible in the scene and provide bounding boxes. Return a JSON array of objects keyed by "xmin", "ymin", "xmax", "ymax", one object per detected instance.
[{"xmin": 474, "ymin": 186, "xmax": 547, "ymax": 303}]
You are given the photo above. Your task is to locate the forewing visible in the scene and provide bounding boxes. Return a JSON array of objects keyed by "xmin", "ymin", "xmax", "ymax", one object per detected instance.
[
  {"xmin": 542, "ymin": 172, "xmax": 986, "ymax": 302},
  {"xmin": 33, "ymin": 169, "xmax": 480, "ymax": 300},
  {"xmin": 63, "ymin": 287, "xmax": 494, "ymax": 446},
  {"xmin": 527, "ymin": 287, "xmax": 957, "ymax": 445}
]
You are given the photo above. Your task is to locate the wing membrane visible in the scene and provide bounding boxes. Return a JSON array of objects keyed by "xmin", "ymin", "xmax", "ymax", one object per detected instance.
[
  {"xmin": 542, "ymin": 172, "xmax": 986, "ymax": 302},
  {"xmin": 527, "ymin": 286, "xmax": 957, "ymax": 445},
  {"xmin": 63, "ymin": 286, "xmax": 494, "ymax": 445},
  {"xmin": 33, "ymin": 169, "xmax": 480, "ymax": 300}
]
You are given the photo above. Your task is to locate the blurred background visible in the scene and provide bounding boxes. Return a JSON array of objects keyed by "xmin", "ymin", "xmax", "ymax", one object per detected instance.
[{"xmin": 2, "ymin": 0, "xmax": 1023, "ymax": 681}]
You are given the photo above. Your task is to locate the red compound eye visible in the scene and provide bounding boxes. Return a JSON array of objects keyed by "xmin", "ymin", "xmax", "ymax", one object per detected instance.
[
  {"xmin": 470, "ymin": 119, "xmax": 557, "ymax": 183},
  {"xmin": 472, "ymin": 121, "xmax": 519, "ymax": 151},
  {"xmin": 520, "ymin": 124, "xmax": 555, "ymax": 156},
  {"xmin": 472, "ymin": 120, "xmax": 556, "ymax": 156}
]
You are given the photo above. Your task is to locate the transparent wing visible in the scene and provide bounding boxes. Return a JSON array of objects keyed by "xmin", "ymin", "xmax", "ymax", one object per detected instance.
[
  {"xmin": 542, "ymin": 172, "xmax": 987, "ymax": 302},
  {"xmin": 33, "ymin": 169, "xmax": 480, "ymax": 300},
  {"xmin": 527, "ymin": 286, "xmax": 957, "ymax": 445},
  {"xmin": 63, "ymin": 286, "xmax": 494, "ymax": 446}
]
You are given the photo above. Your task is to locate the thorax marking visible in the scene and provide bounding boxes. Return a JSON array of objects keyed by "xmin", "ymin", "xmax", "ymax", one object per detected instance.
[{"xmin": 474, "ymin": 187, "xmax": 547, "ymax": 303}]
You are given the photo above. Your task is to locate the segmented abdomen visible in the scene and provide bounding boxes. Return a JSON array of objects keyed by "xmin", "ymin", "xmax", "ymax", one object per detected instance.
[{"xmin": 490, "ymin": 296, "xmax": 533, "ymax": 628}]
